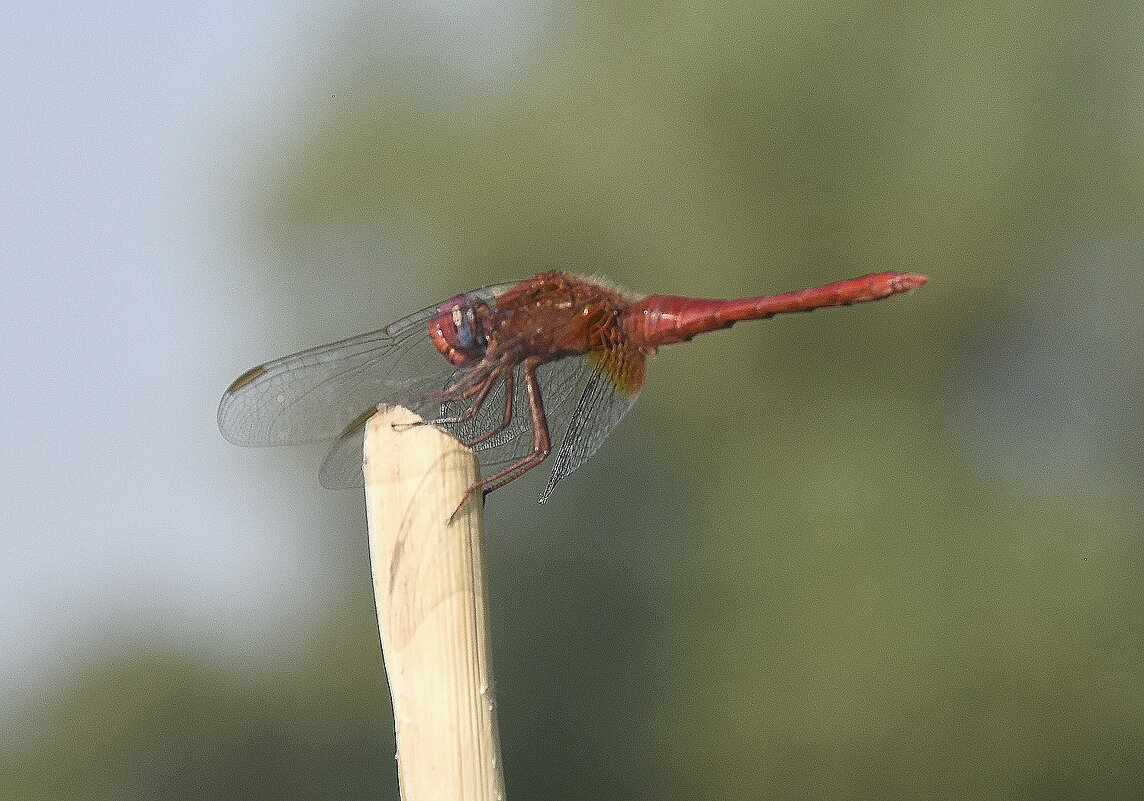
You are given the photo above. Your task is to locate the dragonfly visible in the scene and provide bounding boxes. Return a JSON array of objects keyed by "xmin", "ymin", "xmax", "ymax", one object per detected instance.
[{"xmin": 219, "ymin": 270, "xmax": 926, "ymax": 505}]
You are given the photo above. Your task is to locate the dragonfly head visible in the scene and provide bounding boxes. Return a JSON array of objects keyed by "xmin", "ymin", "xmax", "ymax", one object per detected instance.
[{"xmin": 428, "ymin": 294, "xmax": 489, "ymax": 366}]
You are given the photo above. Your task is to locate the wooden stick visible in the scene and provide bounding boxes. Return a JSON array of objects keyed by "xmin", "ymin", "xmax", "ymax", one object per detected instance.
[{"xmin": 363, "ymin": 405, "xmax": 506, "ymax": 801}]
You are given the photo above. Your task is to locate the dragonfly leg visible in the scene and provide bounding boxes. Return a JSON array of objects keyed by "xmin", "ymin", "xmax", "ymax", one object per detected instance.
[
  {"xmin": 449, "ymin": 357, "xmax": 549, "ymax": 521},
  {"xmin": 419, "ymin": 365, "xmax": 520, "ymax": 449},
  {"xmin": 397, "ymin": 364, "xmax": 493, "ymax": 432},
  {"xmin": 459, "ymin": 367, "xmax": 515, "ymax": 448},
  {"xmin": 421, "ymin": 366, "xmax": 502, "ymax": 427},
  {"xmin": 393, "ymin": 362, "xmax": 500, "ymax": 433}
]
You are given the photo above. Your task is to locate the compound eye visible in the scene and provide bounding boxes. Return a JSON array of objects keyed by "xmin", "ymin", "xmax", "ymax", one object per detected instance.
[
  {"xmin": 428, "ymin": 294, "xmax": 488, "ymax": 366},
  {"xmin": 451, "ymin": 305, "xmax": 476, "ymax": 350}
]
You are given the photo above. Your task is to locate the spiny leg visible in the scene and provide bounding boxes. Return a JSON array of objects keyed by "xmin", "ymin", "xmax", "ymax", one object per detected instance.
[
  {"xmin": 422, "ymin": 365, "xmax": 503, "ymax": 427},
  {"xmin": 462, "ymin": 367, "xmax": 515, "ymax": 448},
  {"xmin": 393, "ymin": 362, "xmax": 499, "ymax": 433},
  {"xmin": 450, "ymin": 357, "xmax": 550, "ymax": 520},
  {"xmin": 417, "ymin": 364, "xmax": 519, "ymax": 450},
  {"xmin": 413, "ymin": 357, "xmax": 500, "ymax": 412}
]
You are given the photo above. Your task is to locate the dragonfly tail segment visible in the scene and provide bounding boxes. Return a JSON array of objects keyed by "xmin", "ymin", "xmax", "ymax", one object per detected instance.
[{"xmin": 623, "ymin": 271, "xmax": 928, "ymax": 350}]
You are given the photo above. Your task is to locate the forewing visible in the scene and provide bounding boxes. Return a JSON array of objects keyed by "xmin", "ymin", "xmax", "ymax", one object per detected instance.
[
  {"xmin": 217, "ymin": 283, "xmax": 512, "ymax": 448},
  {"xmin": 316, "ymin": 355, "xmax": 596, "ymax": 489}
]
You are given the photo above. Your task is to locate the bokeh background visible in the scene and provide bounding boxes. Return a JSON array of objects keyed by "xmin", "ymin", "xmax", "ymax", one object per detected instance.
[{"xmin": 4, "ymin": 1, "xmax": 1142, "ymax": 798}]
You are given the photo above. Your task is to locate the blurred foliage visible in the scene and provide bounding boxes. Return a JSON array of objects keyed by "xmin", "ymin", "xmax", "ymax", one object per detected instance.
[{"xmin": 5, "ymin": 0, "xmax": 1144, "ymax": 798}]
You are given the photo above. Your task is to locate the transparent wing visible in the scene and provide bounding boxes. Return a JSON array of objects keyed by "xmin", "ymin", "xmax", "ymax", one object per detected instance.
[
  {"xmin": 539, "ymin": 349, "xmax": 644, "ymax": 502},
  {"xmin": 317, "ymin": 355, "xmax": 601, "ymax": 489},
  {"xmin": 217, "ymin": 283, "xmax": 514, "ymax": 448},
  {"xmin": 462, "ymin": 357, "xmax": 600, "ymax": 471}
]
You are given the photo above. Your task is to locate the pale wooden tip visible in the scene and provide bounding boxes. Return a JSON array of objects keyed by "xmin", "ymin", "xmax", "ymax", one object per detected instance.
[{"xmin": 363, "ymin": 405, "xmax": 506, "ymax": 801}]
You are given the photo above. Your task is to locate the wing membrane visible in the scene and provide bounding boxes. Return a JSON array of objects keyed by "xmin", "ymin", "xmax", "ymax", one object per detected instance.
[
  {"xmin": 540, "ymin": 348, "xmax": 644, "ymax": 502},
  {"xmin": 217, "ymin": 283, "xmax": 512, "ymax": 448}
]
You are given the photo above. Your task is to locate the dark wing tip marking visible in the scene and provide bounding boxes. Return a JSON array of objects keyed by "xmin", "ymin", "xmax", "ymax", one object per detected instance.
[
  {"xmin": 225, "ymin": 364, "xmax": 267, "ymax": 394},
  {"xmin": 339, "ymin": 407, "xmax": 377, "ymax": 440}
]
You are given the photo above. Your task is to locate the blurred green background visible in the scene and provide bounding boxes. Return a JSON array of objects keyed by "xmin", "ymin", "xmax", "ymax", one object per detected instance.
[{"xmin": 4, "ymin": 1, "xmax": 1142, "ymax": 799}]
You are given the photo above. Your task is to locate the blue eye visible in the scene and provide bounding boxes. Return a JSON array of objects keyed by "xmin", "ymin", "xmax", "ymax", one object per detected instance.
[
  {"xmin": 452, "ymin": 305, "xmax": 477, "ymax": 351},
  {"xmin": 428, "ymin": 295, "xmax": 488, "ymax": 366}
]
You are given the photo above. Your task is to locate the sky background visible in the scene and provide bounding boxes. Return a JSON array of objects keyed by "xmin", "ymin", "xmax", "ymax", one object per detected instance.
[
  {"xmin": 1, "ymin": 0, "xmax": 469, "ymax": 703},
  {"xmin": 3, "ymin": 2, "xmax": 1143, "ymax": 799}
]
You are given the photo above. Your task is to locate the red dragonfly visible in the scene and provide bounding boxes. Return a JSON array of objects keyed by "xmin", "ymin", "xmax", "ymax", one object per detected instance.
[{"xmin": 219, "ymin": 271, "xmax": 926, "ymax": 503}]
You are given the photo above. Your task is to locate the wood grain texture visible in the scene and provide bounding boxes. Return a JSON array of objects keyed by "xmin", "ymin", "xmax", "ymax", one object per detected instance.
[{"xmin": 364, "ymin": 405, "xmax": 505, "ymax": 801}]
